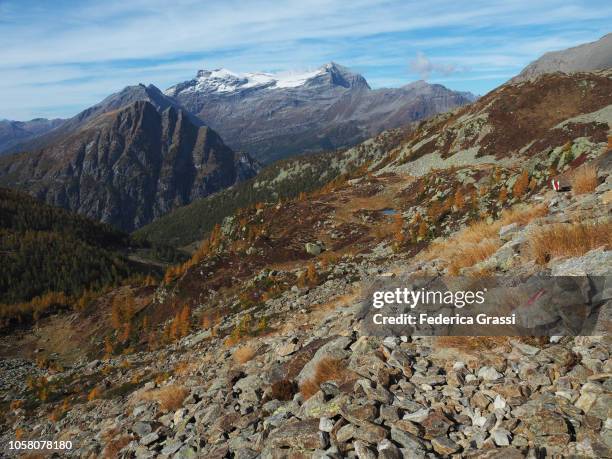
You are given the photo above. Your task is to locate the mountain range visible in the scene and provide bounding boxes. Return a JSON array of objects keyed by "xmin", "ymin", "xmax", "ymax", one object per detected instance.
[
  {"xmin": 165, "ymin": 62, "xmax": 476, "ymax": 163},
  {"xmin": 0, "ymin": 118, "xmax": 64, "ymax": 153},
  {"xmin": 0, "ymin": 92, "xmax": 258, "ymax": 231},
  {"xmin": 0, "ymin": 37, "xmax": 610, "ymax": 235},
  {"xmin": 0, "ymin": 63, "xmax": 475, "ymax": 231}
]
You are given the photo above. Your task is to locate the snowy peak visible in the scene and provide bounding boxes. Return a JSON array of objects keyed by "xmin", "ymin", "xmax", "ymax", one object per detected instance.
[{"xmin": 165, "ymin": 62, "xmax": 369, "ymax": 96}]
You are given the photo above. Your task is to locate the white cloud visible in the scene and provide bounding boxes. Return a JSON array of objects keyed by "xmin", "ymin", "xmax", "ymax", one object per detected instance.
[
  {"xmin": 409, "ymin": 52, "xmax": 460, "ymax": 80},
  {"xmin": 0, "ymin": 0, "xmax": 610, "ymax": 118}
]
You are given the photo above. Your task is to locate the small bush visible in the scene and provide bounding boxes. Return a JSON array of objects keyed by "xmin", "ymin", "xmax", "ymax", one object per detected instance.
[
  {"xmin": 10, "ymin": 399, "xmax": 24, "ymax": 411},
  {"xmin": 319, "ymin": 251, "xmax": 339, "ymax": 268},
  {"xmin": 88, "ymin": 386, "xmax": 102, "ymax": 401},
  {"xmin": 141, "ymin": 385, "xmax": 189, "ymax": 412},
  {"xmin": 300, "ymin": 357, "xmax": 351, "ymax": 400},
  {"xmin": 570, "ymin": 164, "xmax": 598, "ymax": 195},
  {"xmin": 234, "ymin": 346, "xmax": 256, "ymax": 364},
  {"xmin": 529, "ymin": 222, "xmax": 611, "ymax": 264},
  {"xmin": 512, "ymin": 170, "xmax": 530, "ymax": 197},
  {"xmin": 447, "ymin": 240, "xmax": 499, "ymax": 275},
  {"xmin": 103, "ymin": 434, "xmax": 133, "ymax": 459}
]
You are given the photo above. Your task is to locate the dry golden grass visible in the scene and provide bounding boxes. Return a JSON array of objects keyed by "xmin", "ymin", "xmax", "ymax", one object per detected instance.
[
  {"xmin": 529, "ymin": 221, "xmax": 612, "ymax": 264},
  {"xmin": 87, "ymin": 386, "xmax": 102, "ymax": 401},
  {"xmin": 139, "ymin": 384, "xmax": 189, "ymax": 412},
  {"xmin": 570, "ymin": 164, "xmax": 599, "ymax": 195},
  {"xmin": 102, "ymin": 434, "xmax": 133, "ymax": 459},
  {"xmin": 234, "ymin": 345, "xmax": 257, "ymax": 364},
  {"xmin": 300, "ymin": 357, "xmax": 352, "ymax": 400},
  {"xmin": 173, "ymin": 361, "xmax": 195, "ymax": 377},
  {"xmin": 447, "ymin": 240, "xmax": 499, "ymax": 275},
  {"xmin": 373, "ymin": 221, "xmax": 396, "ymax": 239},
  {"xmin": 424, "ymin": 204, "xmax": 548, "ymax": 274}
]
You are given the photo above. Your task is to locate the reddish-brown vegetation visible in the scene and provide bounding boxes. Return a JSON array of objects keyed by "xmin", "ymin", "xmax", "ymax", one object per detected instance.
[{"xmin": 300, "ymin": 357, "xmax": 352, "ymax": 400}]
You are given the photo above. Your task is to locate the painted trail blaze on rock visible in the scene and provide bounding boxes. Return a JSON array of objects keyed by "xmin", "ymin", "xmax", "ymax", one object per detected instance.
[{"xmin": 552, "ymin": 178, "xmax": 561, "ymax": 191}]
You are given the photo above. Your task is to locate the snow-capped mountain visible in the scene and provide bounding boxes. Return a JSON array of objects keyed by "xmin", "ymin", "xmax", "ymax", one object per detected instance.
[
  {"xmin": 165, "ymin": 63, "xmax": 369, "ymax": 97},
  {"xmin": 166, "ymin": 63, "xmax": 474, "ymax": 163},
  {"xmin": 166, "ymin": 66, "xmax": 336, "ymax": 95}
]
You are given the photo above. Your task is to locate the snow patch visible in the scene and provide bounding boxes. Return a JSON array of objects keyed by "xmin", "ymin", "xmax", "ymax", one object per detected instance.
[{"xmin": 169, "ymin": 67, "xmax": 327, "ymax": 95}]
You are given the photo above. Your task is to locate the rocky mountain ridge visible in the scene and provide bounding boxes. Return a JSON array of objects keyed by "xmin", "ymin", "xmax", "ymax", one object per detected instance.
[
  {"xmin": 512, "ymin": 33, "xmax": 612, "ymax": 82},
  {"xmin": 166, "ymin": 62, "xmax": 476, "ymax": 163},
  {"xmin": 2, "ymin": 84, "xmax": 198, "ymax": 155},
  {"xmin": 0, "ymin": 100, "xmax": 258, "ymax": 231}
]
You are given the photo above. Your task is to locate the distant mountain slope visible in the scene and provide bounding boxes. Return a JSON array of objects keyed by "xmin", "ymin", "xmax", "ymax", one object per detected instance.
[
  {"xmin": 512, "ymin": 33, "xmax": 612, "ymax": 82},
  {"xmin": 142, "ymin": 69, "xmax": 612, "ymax": 249},
  {"xmin": 166, "ymin": 62, "xmax": 475, "ymax": 163},
  {"xmin": 0, "ymin": 187, "xmax": 134, "ymax": 311},
  {"xmin": 0, "ymin": 97, "xmax": 259, "ymax": 232},
  {"xmin": 4, "ymin": 84, "xmax": 198, "ymax": 155},
  {"xmin": 135, "ymin": 127, "xmax": 410, "ymax": 247},
  {"xmin": 0, "ymin": 118, "xmax": 64, "ymax": 155},
  {"xmin": 383, "ymin": 69, "xmax": 612, "ymax": 174}
]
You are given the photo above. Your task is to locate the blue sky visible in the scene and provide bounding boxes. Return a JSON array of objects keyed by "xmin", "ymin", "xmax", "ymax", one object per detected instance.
[{"xmin": 1, "ymin": 0, "xmax": 611, "ymax": 120}]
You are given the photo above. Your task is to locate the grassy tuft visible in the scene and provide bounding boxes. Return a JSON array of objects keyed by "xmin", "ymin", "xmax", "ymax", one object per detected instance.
[
  {"xmin": 529, "ymin": 222, "xmax": 611, "ymax": 264},
  {"xmin": 139, "ymin": 384, "xmax": 189, "ymax": 412},
  {"xmin": 570, "ymin": 164, "xmax": 598, "ymax": 195},
  {"xmin": 234, "ymin": 345, "xmax": 257, "ymax": 364},
  {"xmin": 425, "ymin": 204, "xmax": 548, "ymax": 273},
  {"xmin": 300, "ymin": 357, "xmax": 351, "ymax": 400}
]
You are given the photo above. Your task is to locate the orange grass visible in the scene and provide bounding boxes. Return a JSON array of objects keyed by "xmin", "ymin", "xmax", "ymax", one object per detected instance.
[
  {"xmin": 300, "ymin": 357, "xmax": 351, "ymax": 400},
  {"xmin": 529, "ymin": 221, "xmax": 611, "ymax": 264},
  {"xmin": 570, "ymin": 164, "xmax": 598, "ymax": 195}
]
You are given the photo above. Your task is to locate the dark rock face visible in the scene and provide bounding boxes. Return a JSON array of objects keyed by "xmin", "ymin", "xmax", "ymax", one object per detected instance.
[
  {"xmin": 0, "ymin": 101, "xmax": 258, "ymax": 231},
  {"xmin": 166, "ymin": 63, "xmax": 475, "ymax": 163}
]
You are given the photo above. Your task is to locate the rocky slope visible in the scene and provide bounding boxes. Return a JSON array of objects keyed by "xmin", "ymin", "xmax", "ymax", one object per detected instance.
[
  {"xmin": 0, "ymin": 71, "xmax": 610, "ymax": 458},
  {"xmin": 512, "ymin": 32, "xmax": 612, "ymax": 82},
  {"xmin": 1, "ymin": 147, "xmax": 609, "ymax": 458},
  {"xmin": 0, "ymin": 118, "xmax": 64, "ymax": 155},
  {"xmin": 166, "ymin": 63, "xmax": 475, "ymax": 163},
  {"xmin": 0, "ymin": 99, "xmax": 259, "ymax": 232}
]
